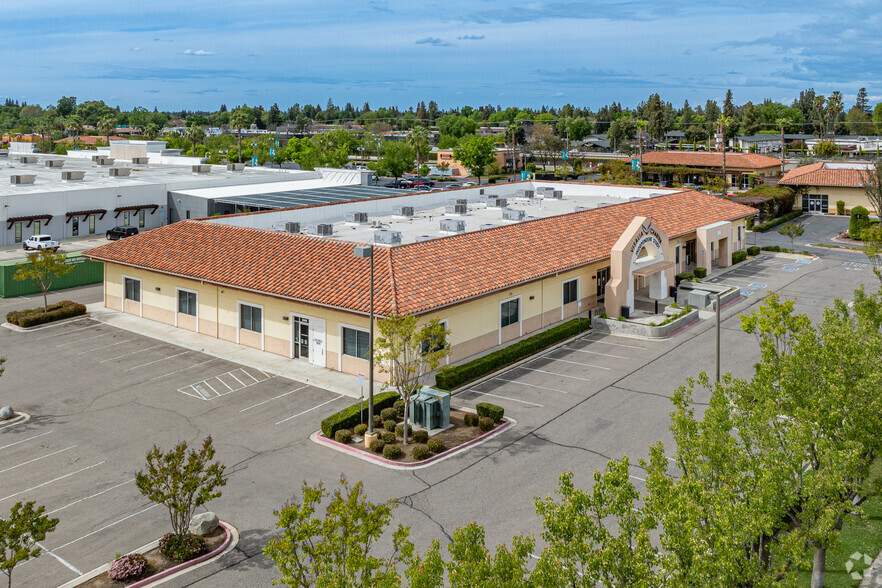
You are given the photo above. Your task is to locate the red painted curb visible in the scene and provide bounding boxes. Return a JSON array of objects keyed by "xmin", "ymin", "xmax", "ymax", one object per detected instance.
[
  {"xmin": 316, "ymin": 420, "xmax": 510, "ymax": 467},
  {"xmin": 667, "ymin": 317, "xmax": 701, "ymax": 338},
  {"xmin": 126, "ymin": 523, "xmax": 232, "ymax": 588}
]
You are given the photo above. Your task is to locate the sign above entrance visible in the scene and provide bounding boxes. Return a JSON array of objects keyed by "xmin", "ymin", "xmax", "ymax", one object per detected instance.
[{"xmin": 629, "ymin": 220, "xmax": 663, "ymax": 256}]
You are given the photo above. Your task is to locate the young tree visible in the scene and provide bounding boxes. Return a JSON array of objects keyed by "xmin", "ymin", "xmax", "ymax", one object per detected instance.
[
  {"xmin": 265, "ymin": 477, "xmax": 413, "ymax": 588},
  {"xmin": 861, "ymin": 158, "xmax": 882, "ymax": 216},
  {"xmin": 374, "ymin": 313, "xmax": 449, "ymax": 444},
  {"xmin": 453, "ymin": 135, "xmax": 495, "ymax": 184},
  {"xmin": 376, "ymin": 141, "xmax": 415, "ymax": 181},
  {"xmin": 0, "ymin": 501, "xmax": 59, "ymax": 588},
  {"xmin": 777, "ymin": 219, "xmax": 805, "ymax": 251},
  {"xmin": 13, "ymin": 250, "xmax": 74, "ymax": 312},
  {"xmin": 135, "ymin": 436, "xmax": 227, "ymax": 544},
  {"xmin": 228, "ymin": 108, "xmax": 252, "ymax": 163},
  {"xmin": 862, "ymin": 226, "xmax": 882, "ymax": 283}
]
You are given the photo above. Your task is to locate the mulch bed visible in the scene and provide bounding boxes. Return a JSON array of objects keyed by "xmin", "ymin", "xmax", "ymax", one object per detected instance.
[
  {"xmin": 335, "ymin": 409, "xmax": 501, "ymax": 463},
  {"xmin": 78, "ymin": 527, "xmax": 226, "ymax": 587}
]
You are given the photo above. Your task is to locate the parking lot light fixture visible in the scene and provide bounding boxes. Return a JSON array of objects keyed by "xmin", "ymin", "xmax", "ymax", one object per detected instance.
[{"xmin": 353, "ymin": 245, "xmax": 376, "ymax": 444}]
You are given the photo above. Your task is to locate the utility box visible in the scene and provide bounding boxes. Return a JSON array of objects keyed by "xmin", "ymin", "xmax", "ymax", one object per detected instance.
[
  {"xmin": 688, "ymin": 289, "xmax": 712, "ymax": 308},
  {"xmin": 411, "ymin": 388, "xmax": 450, "ymax": 431}
]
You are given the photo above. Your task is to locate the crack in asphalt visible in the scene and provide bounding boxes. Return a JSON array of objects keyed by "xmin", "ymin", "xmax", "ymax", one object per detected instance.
[{"xmin": 397, "ymin": 495, "xmax": 453, "ymax": 543}]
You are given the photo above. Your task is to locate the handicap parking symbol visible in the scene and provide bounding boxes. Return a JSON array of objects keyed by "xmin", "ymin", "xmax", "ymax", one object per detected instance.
[
  {"xmin": 741, "ymin": 290, "xmax": 754, "ymax": 296},
  {"xmin": 748, "ymin": 283, "xmax": 767, "ymax": 288},
  {"xmin": 795, "ymin": 260, "xmax": 811, "ymax": 265},
  {"xmin": 782, "ymin": 267, "xmax": 799, "ymax": 271}
]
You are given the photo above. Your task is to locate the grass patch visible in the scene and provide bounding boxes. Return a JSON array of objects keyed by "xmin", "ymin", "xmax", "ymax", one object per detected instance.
[{"xmin": 813, "ymin": 243, "xmax": 865, "ymax": 252}]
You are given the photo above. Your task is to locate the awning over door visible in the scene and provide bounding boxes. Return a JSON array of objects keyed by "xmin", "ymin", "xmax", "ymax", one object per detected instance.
[{"xmin": 632, "ymin": 260, "xmax": 674, "ymax": 277}]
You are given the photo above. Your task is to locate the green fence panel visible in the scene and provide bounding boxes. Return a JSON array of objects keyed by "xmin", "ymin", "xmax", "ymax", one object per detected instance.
[{"xmin": 0, "ymin": 253, "xmax": 103, "ymax": 298}]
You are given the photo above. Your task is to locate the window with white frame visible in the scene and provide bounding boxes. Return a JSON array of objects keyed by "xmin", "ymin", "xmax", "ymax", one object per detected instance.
[
  {"xmin": 239, "ymin": 303, "xmax": 262, "ymax": 333},
  {"xmin": 124, "ymin": 278, "xmax": 140, "ymax": 302},
  {"xmin": 421, "ymin": 319, "xmax": 448, "ymax": 355},
  {"xmin": 178, "ymin": 290, "xmax": 197, "ymax": 316},
  {"xmin": 500, "ymin": 298, "xmax": 519, "ymax": 328},
  {"xmin": 342, "ymin": 327, "xmax": 370, "ymax": 359},
  {"xmin": 562, "ymin": 279, "xmax": 578, "ymax": 305}
]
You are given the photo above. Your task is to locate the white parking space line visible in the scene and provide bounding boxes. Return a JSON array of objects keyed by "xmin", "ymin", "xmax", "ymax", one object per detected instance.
[
  {"xmin": 99, "ymin": 344, "xmax": 163, "ymax": 363},
  {"xmin": 57, "ymin": 332, "xmax": 106, "ymax": 347},
  {"xmin": 0, "ymin": 430, "xmax": 53, "ymax": 452},
  {"xmin": 77, "ymin": 339, "xmax": 132, "ymax": 354},
  {"xmin": 36, "ymin": 541, "xmax": 81, "ymax": 575},
  {"xmin": 178, "ymin": 367, "xmax": 272, "ymax": 401},
  {"xmin": 275, "ymin": 395, "xmax": 345, "ymax": 425},
  {"xmin": 629, "ymin": 475, "xmax": 645, "ymax": 482},
  {"xmin": 518, "ymin": 366, "xmax": 594, "ymax": 380},
  {"xmin": 240, "ymin": 385, "xmax": 309, "ymax": 413},
  {"xmin": 529, "ymin": 356, "xmax": 610, "ymax": 370},
  {"xmin": 0, "ymin": 461, "xmax": 106, "ymax": 503},
  {"xmin": 125, "ymin": 350, "xmax": 190, "ymax": 371},
  {"xmin": 47, "ymin": 479, "xmax": 135, "ymax": 516},
  {"xmin": 562, "ymin": 347, "xmax": 628, "ymax": 359},
  {"xmin": 0, "ymin": 445, "xmax": 77, "ymax": 475},
  {"xmin": 228, "ymin": 371, "xmax": 247, "ymax": 387},
  {"xmin": 50, "ymin": 504, "xmax": 161, "ymax": 552},
  {"xmin": 582, "ymin": 337, "xmax": 645, "ymax": 350},
  {"xmin": 146, "ymin": 357, "xmax": 220, "ymax": 382},
  {"xmin": 495, "ymin": 378, "xmax": 568, "ymax": 394},
  {"xmin": 466, "ymin": 390, "xmax": 543, "ymax": 407},
  {"xmin": 38, "ymin": 324, "xmax": 99, "ymax": 341}
]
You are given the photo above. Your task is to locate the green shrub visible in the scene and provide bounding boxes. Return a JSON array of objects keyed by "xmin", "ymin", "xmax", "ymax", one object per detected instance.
[
  {"xmin": 5, "ymin": 300, "xmax": 86, "ymax": 328},
  {"xmin": 412, "ymin": 430, "xmax": 429, "ymax": 444},
  {"xmin": 850, "ymin": 206, "xmax": 871, "ymax": 239},
  {"xmin": 381, "ymin": 431, "xmax": 396, "ymax": 444},
  {"xmin": 837, "ymin": 200, "xmax": 846, "ymax": 215},
  {"xmin": 747, "ymin": 246, "xmax": 760, "ymax": 256},
  {"xmin": 675, "ymin": 272, "xmax": 694, "ymax": 285},
  {"xmin": 745, "ymin": 217, "xmax": 754, "ymax": 230},
  {"xmin": 353, "ymin": 423, "xmax": 368, "ymax": 436},
  {"xmin": 383, "ymin": 444, "xmax": 403, "ymax": 460},
  {"xmin": 393, "ymin": 400, "xmax": 406, "ymax": 417},
  {"xmin": 320, "ymin": 391, "xmax": 398, "ymax": 438},
  {"xmin": 411, "ymin": 444, "xmax": 432, "ymax": 460},
  {"xmin": 373, "ymin": 415, "xmax": 383, "ymax": 429},
  {"xmin": 476, "ymin": 402, "xmax": 504, "ymax": 422},
  {"xmin": 464, "ymin": 413, "xmax": 480, "ymax": 427},
  {"xmin": 732, "ymin": 251, "xmax": 747, "ymax": 264},
  {"xmin": 478, "ymin": 417, "xmax": 495, "ymax": 432},
  {"xmin": 694, "ymin": 267, "xmax": 707, "ymax": 279},
  {"xmin": 369, "ymin": 438, "xmax": 385, "ymax": 453},
  {"xmin": 395, "ymin": 423, "xmax": 413, "ymax": 437},
  {"xmin": 383, "ymin": 419, "xmax": 397, "ymax": 432},
  {"xmin": 159, "ymin": 532, "xmax": 205, "ymax": 563},
  {"xmin": 427, "ymin": 438, "xmax": 446, "ymax": 453},
  {"xmin": 334, "ymin": 429, "xmax": 353, "ymax": 443},
  {"xmin": 380, "ymin": 407, "xmax": 397, "ymax": 421},
  {"xmin": 434, "ymin": 318, "xmax": 591, "ymax": 390},
  {"xmin": 752, "ymin": 210, "xmax": 803, "ymax": 232}
]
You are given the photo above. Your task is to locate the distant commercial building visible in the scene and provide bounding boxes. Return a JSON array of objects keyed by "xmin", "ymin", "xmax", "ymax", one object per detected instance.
[
  {"xmin": 779, "ymin": 161, "xmax": 875, "ymax": 214},
  {"xmin": 435, "ymin": 148, "xmax": 523, "ymax": 175},
  {"xmin": 639, "ymin": 151, "xmax": 783, "ymax": 188}
]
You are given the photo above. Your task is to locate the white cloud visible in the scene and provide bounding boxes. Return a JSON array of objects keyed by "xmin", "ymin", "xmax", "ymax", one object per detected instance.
[{"xmin": 182, "ymin": 49, "xmax": 214, "ymax": 56}]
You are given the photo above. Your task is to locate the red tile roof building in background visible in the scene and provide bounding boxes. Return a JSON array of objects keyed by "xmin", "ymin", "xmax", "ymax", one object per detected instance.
[
  {"xmin": 86, "ymin": 190, "xmax": 755, "ymax": 317},
  {"xmin": 640, "ymin": 151, "xmax": 782, "ymax": 170},
  {"xmin": 779, "ymin": 162, "xmax": 873, "ymax": 188}
]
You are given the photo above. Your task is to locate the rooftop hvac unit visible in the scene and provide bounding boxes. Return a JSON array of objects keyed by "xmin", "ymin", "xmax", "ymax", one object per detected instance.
[
  {"xmin": 108, "ymin": 167, "xmax": 132, "ymax": 177},
  {"xmin": 191, "ymin": 164, "xmax": 211, "ymax": 174},
  {"xmin": 549, "ymin": 190, "xmax": 563, "ymax": 199},
  {"xmin": 440, "ymin": 219, "xmax": 466, "ymax": 233},
  {"xmin": 536, "ymin": 186, "xmax": 554, "ymax": 195},
  {"xmin": 502, "ymin": 208, "xmax": 526, "ymax": 221},
  {"xmin": 307, "ymin": 223, "xmax": 334, "ymax": 236},
  {"xmin": 44, "ymin": 159, "xmax": 64, "ymax": 168},
  {"xmin": 392, "ymin": 205, "xmax": 413, "ymax": 217},
  {"xmin": 97, "ymin": 157, "xmax": 114, "ymax": 166},
  {"xmin": 284, "ymin": 222, "xmax": 301, "ymax": 234},
  {"xmin": 91, "ymin": 155, "xmax": 102, "ymax": 163},
  {"xmin": 61, "ymin": 171, "xmax": 85, "ymax": 181},
  {"xmin": 516, "ymin": 189, "xmax": 534, "ymax": 198},
  {"xmin": 227, "ymin": 163, "xmax": 245, "ymax": 171},
  {"xmin": 374, "ymin": 230, "xmax": 402, "ymax": 245},
  {"xmin": 131, "ymin": 157, "xmax": 149, "ymax": 165},
  {"xmin": 345, "ymin": 212, "xmax": 368, "ymax": 224},
  {"xmin": 479, "ymin": 188, "xmax": 484, "ymax": 195},
  {"xmin": 446, "ymin": 198, "xmax": 467, "ymax": 206},
  {"xmin": 18, "ymin": 156, "xmax": 38, "ymax": 164},
  {"xmin": 487, "ymin": 198, "xmax": 507, "ymax": 208},
  {"xmin": 445, "ymin": 203, "xmax": 467, "ymax": 214},
  {"xmin": 10, "ymin": 174, "xmax": 36, "ymax": 185}
]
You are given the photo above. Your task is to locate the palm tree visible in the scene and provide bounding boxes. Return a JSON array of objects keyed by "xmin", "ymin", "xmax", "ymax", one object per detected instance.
[
  {"xmin": 143, "ymin": 123, "xmax": 160, "ymax": 140},
  {"xmin": 97, "ymin": 115, "xmax": 115, "ymax": 148},
  {"xmin": 812, "ymin": 95, "xmax": 826, "ymax": 137},
  {"xmin": 635, "ymin": 120, "xmax": 647, "ymax": 184},
  {"xmin": 826, "ymin": 91, "xmax": 843, "ymax": 139},
  {"xmin": 407, "ymin": 126, "xmax": 430, "ymax": 168},
  {"xmin": 65, "ymin": 115, "xmax": 83, "ymax": 150},
  {"xmin": 185, "ymin": 125, "xmax": 206, "ymax": 156},
  {"xmin": 33, "ymin": 118, "xmax": 49, "ymax": 153},
  {"xmin": 229, "ymin": 110, "xmax": 250, "ymax": 163},
  {"xmin": 718, "ymin": 115, "xmax": 733, "ymax": 190}
]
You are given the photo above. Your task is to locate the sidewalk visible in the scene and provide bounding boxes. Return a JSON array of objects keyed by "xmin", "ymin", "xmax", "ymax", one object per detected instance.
[{"xmin": 87, "ymin": 303, "xmax": 368, "ymax": 398}]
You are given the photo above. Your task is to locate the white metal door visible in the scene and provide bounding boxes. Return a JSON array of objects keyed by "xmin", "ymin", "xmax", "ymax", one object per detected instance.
[{"xmin": 309, "ymin": 318, "xmax": 326, "ymax": 367}]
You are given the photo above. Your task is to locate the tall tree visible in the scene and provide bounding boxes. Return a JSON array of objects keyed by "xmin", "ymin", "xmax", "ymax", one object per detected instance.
[
  {"xmin": 406, "ymin": 126, "xmax": 430, "ymax": 168},
  {"xmin": 453, "ymin": 135, "xmax": 496, "ymax": 183},
  {"xmin": 856, "ymin": 87, "xmax": 870, "ymax": 114},
  {"xmin": 723, "ymin": 89, "xmax": 736, "ymax": 118},
  {"xmin": 185, "ymin": 124, "xmax": 206, "ymax": 156},
  {"xmin": 97, "ymin": 114, "xmax": 115, "ymax": 147},
  {"xmin": 645, "ymin": 93, "xmax": 665, "ymax": 140},
  {"xmin": 228, "ymin": 108, "xmax": 252, "ymax": 163},
  {"xmin": 56, "ymin": 95, "xmax": 76, "ymax": 117},
  {"xmin": 826, "ymin": 91, "xmax": 844, "ymax": 137},
  {"xmin": 376, "ymin": 140, "xmax": 415, "ymax": 180}
]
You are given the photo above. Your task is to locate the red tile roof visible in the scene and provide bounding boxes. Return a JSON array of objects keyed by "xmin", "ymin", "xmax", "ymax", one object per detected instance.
[
  {"xmin": 641, "ymin": 151, "xmax": 782, "ymax": 169},
  {"xmin": 85, "ymin": 190, "xmax": 754, "ymax": 316},
  {"xmin": 779, "ymin": 162, "xmax": 871, "ymax": 188}
]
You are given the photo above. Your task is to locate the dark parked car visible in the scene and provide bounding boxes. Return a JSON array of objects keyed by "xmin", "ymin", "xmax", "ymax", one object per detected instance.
[
  {"xmin": 384, "ymin": 179, "xmax": 415, "ymax": 189},
  {"xmin": 106, "ymin": 226, "xmax": 139, "ymax": 240}
]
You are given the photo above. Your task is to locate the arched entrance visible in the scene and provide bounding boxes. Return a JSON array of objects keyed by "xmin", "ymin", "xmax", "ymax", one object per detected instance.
[{"xmin": 605, "ymin": 217, "xmax": 675, "ymax": 318}]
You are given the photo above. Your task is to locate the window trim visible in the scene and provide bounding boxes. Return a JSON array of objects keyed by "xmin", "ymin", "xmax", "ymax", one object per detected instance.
[
  {"xmin": 88, "ymin": 214, "xmax": 96, "ymax": 234},
  {"xmin": 340, "ymin": 324, "xmax": 371, "ymax": 362},
  {"xmin": 237, "ymin": 301, "xmax": 264, "ymax": 350},
  {"xmin": 14, "ymin": 222, "xmax": 22, "ymax": 243},
  {"xmin": 175, "ymin": 287, "xmax": 198, "ymax": 329},
  {"xmin": 561, "ymin": 278, "xmax": 580, "ymax": 321},
  {"xmin": 121, "ymin": 275, "xmax": 142, "ymax": 317},
  {"xmin": 138, "ymin": 209, "xmax": 146, "ymax": 228},
  {"xmin": 499, "ymin": 295, "xmax": 522, "ymax": 344}
]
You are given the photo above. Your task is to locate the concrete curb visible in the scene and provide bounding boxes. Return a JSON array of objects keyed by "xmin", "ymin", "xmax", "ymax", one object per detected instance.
[
  {"xmin": 57, "ymin": 520, "xmax": 238, "ymax": 588},
  {"xmin": 0, "ymin": 411, "xmax": 31, "ymax": 429},
  {"xmin": 312, "ymin": 414, "xmax": 515, "ymax": 471}
]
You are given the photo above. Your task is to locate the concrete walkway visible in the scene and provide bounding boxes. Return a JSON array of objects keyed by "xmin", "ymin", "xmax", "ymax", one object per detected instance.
[{"xmin": 86, "ymin": 303, "xmax": 369, "ymax": 398}]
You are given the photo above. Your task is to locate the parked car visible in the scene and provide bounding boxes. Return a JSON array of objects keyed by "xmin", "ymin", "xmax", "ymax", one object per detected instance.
[
  {"xmin": 446, "ymin": 183, "xmax": 462, "ymax": 189},
  {"xmin": 461, "ymin": 182, "xmax": 477, "ymax": 187},
  {"xmin": 384, "ymin": 179, "xmax": 415, "ymax": 189},
  {"xmin": 106, "ymin": 226, "xmax": 139, "ymax": 240},
  {"xmin": 23, "ymin": 234, "xmax": 59, "ymax": 251},
  {"xmin": 415, "ymin": 185, "xmax": 432, "ymax": 192}
]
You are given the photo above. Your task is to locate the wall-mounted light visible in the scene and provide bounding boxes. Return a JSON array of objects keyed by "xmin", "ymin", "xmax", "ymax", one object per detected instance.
[
  {"xmin": 282, "ymin": 316, "xmax": 289, "ymax": 321},
  {"xmin": 529, "ymin": 295, "xmax": 535, "ymax": 300},
  {"xmin": 154, "ymin": 287, "xmax": 161, "ymax": 291}
]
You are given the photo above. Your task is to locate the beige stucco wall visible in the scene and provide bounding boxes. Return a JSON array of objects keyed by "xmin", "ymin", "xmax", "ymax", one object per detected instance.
[{"xmin": 797, "ymin": 186, "xmax": 871, "ymax": 214}]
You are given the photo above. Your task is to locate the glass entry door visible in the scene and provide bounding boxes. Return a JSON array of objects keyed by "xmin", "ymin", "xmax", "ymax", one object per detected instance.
[
  {"xmin": 293, "ymin": 316, "xmax": 309, "ymax": 360},
  {"xmin": 596, "ymin": 267, "xmax": 610, "ymax": 301}
]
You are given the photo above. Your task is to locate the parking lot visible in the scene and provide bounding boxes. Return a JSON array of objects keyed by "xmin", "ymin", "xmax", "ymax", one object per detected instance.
[{"xmin": 0, "ymin": 227, "xmax": 878, "ymax": 586}]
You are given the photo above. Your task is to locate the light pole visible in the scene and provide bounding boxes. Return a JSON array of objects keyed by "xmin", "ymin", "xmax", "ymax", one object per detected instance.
[{"xmin": 354, "ymin": 244, "xmax": 377, "ymax": 448}]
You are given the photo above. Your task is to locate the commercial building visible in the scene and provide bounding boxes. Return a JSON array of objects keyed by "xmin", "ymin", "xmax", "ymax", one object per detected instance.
[
  {"xmin": 779, "ymin": 161, "xmax": 874, "ymax": 214},
  {"xmin": 85, "ymin": 183, "xmax": 753, "ymax": 379},
  {"xmin": 639, "ymin": 151, "xmax": 783, "ymax": 188},
  {"xmin": 435, "ymin": 148, "xmax": 523, "ymax": 175}
]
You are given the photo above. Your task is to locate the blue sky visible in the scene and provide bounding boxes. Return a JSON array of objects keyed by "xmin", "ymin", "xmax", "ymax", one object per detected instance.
[{"xmin": 3, "ymin": 0, "xmax": 880, "ymax": 112}]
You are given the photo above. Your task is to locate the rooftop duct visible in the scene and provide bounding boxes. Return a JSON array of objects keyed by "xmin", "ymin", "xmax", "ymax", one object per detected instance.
[
  {"xmin": 345, "ymin": 212, "xmax": 368, "ymax": 224},
  {"xmin": 10, "ymin": 174, "xmax": 36, "ymax": 185},
  {"xmin": 306, "ymin": 223, "xmax": 334, "ymax": 236},
  {"xmin": 61, "ymin": 171, "xmax": 86, "ymax": 181},
  {"xmin": 109, "ymin": 167, "xmax": 132, "ymax": 177},
  {"xmin": 44, "ymin": 159, "xmax": 64, "ymax": 168},
  {"xmin": 440, "ymin": 219, "xmax": 466, "ymax": 233},
  {"xmin": 374, "ymin": 230, "xmax": 402, "ymax": 245}
]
